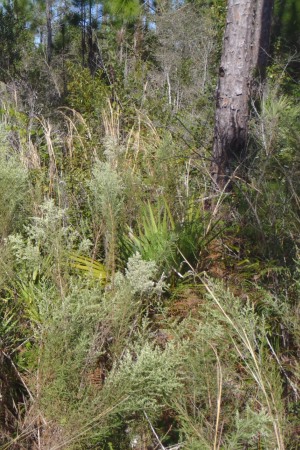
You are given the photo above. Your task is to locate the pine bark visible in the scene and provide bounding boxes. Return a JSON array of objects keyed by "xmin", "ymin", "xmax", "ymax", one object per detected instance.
[{"xmin": 212, "ymin": 0, "xmax": 273, "ymax": 190}]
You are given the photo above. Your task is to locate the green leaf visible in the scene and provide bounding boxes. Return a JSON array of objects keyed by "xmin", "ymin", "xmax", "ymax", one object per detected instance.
[{"xmin": 69, "ymin": 253, "xmax": 107, "ymax": 284}]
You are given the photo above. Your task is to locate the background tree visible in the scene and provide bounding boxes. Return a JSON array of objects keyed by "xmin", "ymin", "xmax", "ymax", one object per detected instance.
[
  {"xmin": 0, "ymin": 0, "xmax": 34, "ymax": 79},
  {"xmin": 45, "ymin": 0, "xmax": 54, "ymax": 63},
  {"xmin": 211, "ymin": 0, "xmax": 274, "ymax": 189}
]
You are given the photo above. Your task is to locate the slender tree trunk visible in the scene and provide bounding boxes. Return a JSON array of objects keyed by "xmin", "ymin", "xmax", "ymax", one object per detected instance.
[
  {"xmin": 46, "ymin": 0, "xmax": 53, "ymax": 64},
  {"xmin": 81, "ymin": 0, "xmax": 86, "ymax": 66},
  {"xmin": 211, "ymin": 0, "xmax": 273, "ymax": 190},
  {"xmin": 253, "ymin": 0, "xmax": 274, "ymax": 72},
  {"xmin": 87, "ymin": 0, "xmax": 94, "ymax": 73},
  {"xmin": 61, "ymin": 22, "xmax": 67, "ymax": 96}
]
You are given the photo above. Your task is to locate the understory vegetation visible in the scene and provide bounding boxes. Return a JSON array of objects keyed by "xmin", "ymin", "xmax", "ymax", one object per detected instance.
[{"xmin": 0, "ymin": 1, "xmax": 299, "ymax": 449}]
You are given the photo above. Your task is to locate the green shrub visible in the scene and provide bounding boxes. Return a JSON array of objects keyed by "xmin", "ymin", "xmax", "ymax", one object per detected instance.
[
  {"xmin": 0, "ymin": 134, "xmax": 28, "ymax": 237},
  {"xmin": 89, "ymin": 160, "xmax": 124, "ymax": 277}
]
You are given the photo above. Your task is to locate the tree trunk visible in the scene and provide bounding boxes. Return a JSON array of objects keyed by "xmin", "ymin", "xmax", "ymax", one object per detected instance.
[
  {"xmin": 46, "ymin": 0, "xmax": 53, "ymax": 64},
  {"xmin": 81, "ymin": 0, "xmax": 87, "ymax": 66},
  {"xmin": 211, "ymin": 0, "xmax": 273, "ymax": 190}
]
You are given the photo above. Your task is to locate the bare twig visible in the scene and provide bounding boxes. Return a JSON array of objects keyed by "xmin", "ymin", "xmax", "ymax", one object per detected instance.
[
  {"xmin": 210, "ymin": 345, "xmax": 222, "ymax": 450},
  {"xmin": 50, "ymin": 396, "xmax": 129, "ymax": 450},
  {"xmin": 2, "ymin": 351, "xmax": 34, "ymax": 402},
  {"xmin": 266, "ymin": 336, "xmax": 298, "ymax": 400},
  {"xmin": 144, "ymin": 410, "xmax": 166, "ymax": 450}
]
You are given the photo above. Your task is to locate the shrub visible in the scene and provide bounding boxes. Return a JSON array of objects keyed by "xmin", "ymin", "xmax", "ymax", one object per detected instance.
[{"xmin": 0, "ymin": 130, "xmax": 28, "ymax": 237}]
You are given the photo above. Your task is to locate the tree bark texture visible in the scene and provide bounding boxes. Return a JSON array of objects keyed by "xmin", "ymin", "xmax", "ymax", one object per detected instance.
[{"xmin": 212, "ymin": 0, "xmax": 273, "ymax": 189}]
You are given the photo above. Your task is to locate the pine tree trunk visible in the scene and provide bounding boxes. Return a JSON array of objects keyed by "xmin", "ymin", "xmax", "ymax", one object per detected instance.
[
  {"xmin": 211, "ymin": 0, "xmax": 273, "ymax": 190},
  {"xmin": 46, "ymin": 0, "xmax": 53, "ymax": 64}
]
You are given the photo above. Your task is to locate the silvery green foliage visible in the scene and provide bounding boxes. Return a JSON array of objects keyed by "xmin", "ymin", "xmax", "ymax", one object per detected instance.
[
  {"xmin": 8, "ymin": 200, "xmax": 79, "ymax": 276},
  {"xmin": 106, "ymin": 254, "xmax": 166, "ymax": 338},
  {"xmin": 8, "ymin": 233, "xmax": 41, "ymax": 273},
  {"xmin": 0, "ymin": 136, "xmax": 28, "ymax": 235},
  {"xmin": 102, "ymin": 136, "xmax": 125, "ymax": 166},
  {"xmin": 25, "ymin": 199, "xmax": 72, "ymax": 244},
  {"xmin": 89, "ymin": 160, "xmax": 124, "ymax": 220},
  {"xmin": 37, "ymin": 283, "xmax": 104, "ymax": 414},
  {"xmin": 77, "ymin": 238, "xmax": 93, "ymax": 254},
  {"xmin": 124, "ymin": 252, "xmax": 167, "ymax": 297},
  {"xmin": 105, "ymin": 341, "xmax": 182, "ymax": 416},
  {"xmin": 49, "ymin": 283, "xmax": 102, "ymax": 343},
  {"xmin": 225, "ymin": 407, "xmax": 272, "ymax": 450},
  {"xmin": 89, "ymin": 159, "xmax": 124, "ymax": 272}
]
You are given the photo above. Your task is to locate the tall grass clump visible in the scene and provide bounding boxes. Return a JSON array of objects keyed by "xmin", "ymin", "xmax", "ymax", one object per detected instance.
[
  {"xmin": 168, "ymin": 278, "xmax": 289, "ymax": 449},
  {"xmin": 236, "ymin": 88, "xmax": 300, "ymax": 264},
  {"xmin": 89, "ymin": 160, "xmax": 124, "ymax": 279}
]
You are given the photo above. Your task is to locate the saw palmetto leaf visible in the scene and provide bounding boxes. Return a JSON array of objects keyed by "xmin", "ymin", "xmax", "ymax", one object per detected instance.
[{"xmin": 69, "ymin": 254, "xmax": 107, "ymax": 284}]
